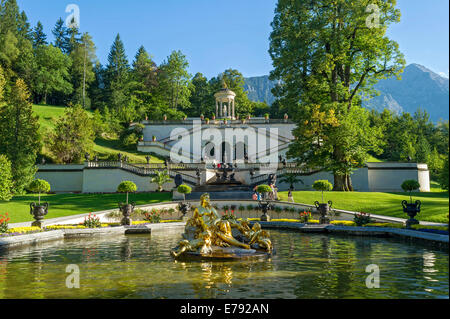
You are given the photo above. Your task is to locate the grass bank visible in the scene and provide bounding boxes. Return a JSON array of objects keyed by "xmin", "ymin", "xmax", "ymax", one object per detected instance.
[
  {"xmin": 32, "ymin": 104, "xmax": 163, "ymax": 164},
  {"xmin": 1, "ymin": 192, "xmax": 172, "ymax": 223},
  {"xmin": 278, "ymin": 184, "xmax": 449, "ymax": 223}
]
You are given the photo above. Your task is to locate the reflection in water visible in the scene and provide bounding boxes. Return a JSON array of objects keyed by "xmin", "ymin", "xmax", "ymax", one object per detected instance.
[{"xmin": 0, "ymin": 230, "xmax": 448, "ymax": 299}]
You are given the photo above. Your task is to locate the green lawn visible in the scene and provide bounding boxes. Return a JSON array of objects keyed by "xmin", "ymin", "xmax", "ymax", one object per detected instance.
[
  {"xmin": 33, "ymin": 104, "xmax": 162, "ymax": 164},
  {"xmin": 279, "ymin": 184, "xmax": 449, "ymax": 223},
  {"xmin": 93, "ymin": 137, "xmax": 163, "ymax": 163},
  {"xmin": 1, "ymin": 192, "xmax": 172, "ymax": 223}
]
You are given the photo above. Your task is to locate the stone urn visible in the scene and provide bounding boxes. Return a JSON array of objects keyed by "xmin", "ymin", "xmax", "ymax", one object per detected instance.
[
  {"xmin": 119, "ymin": 202, "xmax": 135, "ymax": 226},
  {"xmin": 178, "ymin": 202, "xmax": 191, "ymax": 221},
  {"xmin": 314, "ymin": 201, "xmax": 332, "ymax": 224},
  {"xmin": 402, "ymin": 200, "xmax": 421, "ymax": 228},
  {"xmin": 30, "ymin": 202, "xmax": 48, "ymax": 228},
  {"xmin": 258, "ymin": 200, "xmax": 273, "ymax": 222}
]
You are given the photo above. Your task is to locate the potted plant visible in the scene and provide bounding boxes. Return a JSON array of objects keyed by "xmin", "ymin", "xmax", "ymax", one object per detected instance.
[
  {"xmin": 401, "ymin": 180, "xmax": 422, "ymax": 228},
  {"xmin": 312, "ymin": 180, "xmax": 333, "ymax": 224},
  {"xmin": 200, "ymin": 114, "xmax": 204, "ymax": 120},
  {"xmin": 256, "ymin": 184, "xmax": 274, "ymax": 221},
  {"xmin": 247, "ymin": 114, "xmax": 251, "ymax": 120},
  {"xmin": 29, "ymin": 179, "xmax": 51, "ymax": 228},
  {"xmin": 223, "ymin": 118, "xmax": 228, "ymax": 124},
  {"xmin": 152, "ymin": 135, "xmax": 157, "ymax": 142},
  {"xmin": 241, "ymin": 118, "xmax": 246, "ymax": 124},
  {"xmin": 151, "ymin": 170, "xmax": 172, "ymax": 192},
  {"xmin": 117, "ymin": 181, "xmax": 137, "ymax": 225},
  {"xmin": 177, "ymin": 184, "xmax": 192, "ymax": 220},
  {"xmin": 205, "ymin": 118, "xmax": 210, "ymax": 124},
  {"xmin": 284, "ymin": 113, "xmax": 289, "ymax": 122},
  {"xmin": 163, "ymin": 114, "xmax": 167, "ymax": 121},
  {"xmin": 264, "ymin": 113, "xmax": 270, "ymax": 121},
  {"xmin": 212, "ymin": 114, "xmax": 216, "ymax": 121}
]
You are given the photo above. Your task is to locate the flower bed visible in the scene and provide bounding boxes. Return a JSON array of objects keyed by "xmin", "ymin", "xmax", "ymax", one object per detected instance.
[{"xmin": 0, "ymin": 226, "xmax": 43, "ymax": 237}]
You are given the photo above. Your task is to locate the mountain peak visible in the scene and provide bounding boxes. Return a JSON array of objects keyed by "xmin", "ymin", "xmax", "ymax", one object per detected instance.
[{"xmin": 244, "ymin": 63, "xmax": 449, "ymax": 122}]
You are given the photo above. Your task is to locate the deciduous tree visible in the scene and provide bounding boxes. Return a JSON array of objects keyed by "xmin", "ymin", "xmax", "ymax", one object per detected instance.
[{"xmin": 269, "ymin": 0, "xmax": 405, "ymax": 190}]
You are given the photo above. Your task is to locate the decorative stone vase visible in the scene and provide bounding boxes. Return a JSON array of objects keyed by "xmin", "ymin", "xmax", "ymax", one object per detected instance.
[
  {"xmin": 30, "ymin": 202, "xmax": 49, "ymax": 228},
  {"xmin": 258, "ymin": 200, "xmax": 273, "ymax": 222},
  {"xmin": 200, "ymin": 114, "xmax": 204, "ymax": 120},
  {"xmin": 152, "ymin": 136, "xmax": 157, "ymax": 142},
  {"xmin": 314, "ymin": 201, "xmax": 332, "ymax": 224},
  {"xmin": 178, "ymin": 202, "xmax": 191, "ymax": 221},
  {"xmin": 402, "ymin": 200, "xmax": 421, "ymax": 228},
  {"xmin": 205, "ymin": 119, "xmax": 210, "ymax": 124},
  {"xmin": 212, "ymin": 115, "xmax": 216, "ymax": 120},
  {"xmin": 119, "ymin": 202, "xmax": 135, "ymax": 226},
  {"xmin": 163, "ymin": 114, "xmax": 167, "ymax": 121}
]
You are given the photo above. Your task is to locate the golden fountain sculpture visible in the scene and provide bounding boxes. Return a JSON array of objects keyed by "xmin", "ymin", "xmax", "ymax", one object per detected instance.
[{"xmin": 171, "ymin": 193, "xmax": 273, "ymax": 259}]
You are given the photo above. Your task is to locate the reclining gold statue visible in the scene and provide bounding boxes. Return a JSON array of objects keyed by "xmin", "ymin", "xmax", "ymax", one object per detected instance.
[{"xmin": 171, "ymin": 193, "xmax": 272, "ymax": 258}]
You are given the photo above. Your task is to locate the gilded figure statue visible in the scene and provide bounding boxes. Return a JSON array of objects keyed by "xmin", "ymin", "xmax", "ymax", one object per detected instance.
[{"xmin": 171, "ymin": 193, "xmax": 272, "ymax": 259}]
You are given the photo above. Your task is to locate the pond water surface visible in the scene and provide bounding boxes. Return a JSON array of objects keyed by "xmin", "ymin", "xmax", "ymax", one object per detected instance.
[{"xmin": 0, "ymin": 229, "xmax": 448, "ymax": 299}]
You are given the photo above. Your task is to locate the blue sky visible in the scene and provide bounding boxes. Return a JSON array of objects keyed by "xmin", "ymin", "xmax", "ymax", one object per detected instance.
[{"xmin": 17, "ymin": 0, "xmax": 449, "ymax": 79}]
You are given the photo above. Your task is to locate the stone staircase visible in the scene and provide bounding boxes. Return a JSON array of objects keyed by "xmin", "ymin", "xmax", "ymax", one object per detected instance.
[{"xmin": 186, "ymin": 181, "xmax": 254, "ymax": 200}]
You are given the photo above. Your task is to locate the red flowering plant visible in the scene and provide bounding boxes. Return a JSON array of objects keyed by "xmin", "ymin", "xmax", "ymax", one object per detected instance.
[
  {"xmin": 222, "ymin": 210, "xmax": 238, "ymax": 222},
  {"xmin": 0, "ymin": 212, "xmax": 10, "ymax": 233},
  {"xmin": 83, "ymin": 213, "xmax": 101, "ymax": 228},
  {"xmin": 143, "ymin": 209, "xmax": 161, "ymax": 223},
  {"xmin": 299, "ymin": 211, "xmax": 312, "ymax": 223},
  {"xmin": 353, "ymin": 212, "xmax": 372, "ymax": 226}
]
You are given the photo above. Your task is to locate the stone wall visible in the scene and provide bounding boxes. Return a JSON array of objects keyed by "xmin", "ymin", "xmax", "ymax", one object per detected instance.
[{"xmin": 35, "ymin": 162, "xmax": 430, "ymax": 193}]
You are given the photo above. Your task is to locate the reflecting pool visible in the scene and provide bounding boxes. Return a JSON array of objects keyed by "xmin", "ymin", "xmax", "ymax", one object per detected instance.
[{"xmin": 0, "ymin": 229, "xmax": 448, "ymax": 299}]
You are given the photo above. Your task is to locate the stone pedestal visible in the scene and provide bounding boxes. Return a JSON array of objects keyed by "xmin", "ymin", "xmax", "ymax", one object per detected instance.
[{"xmin": 172, "ymin": 190, "xmax": 184, "ymax": 201}]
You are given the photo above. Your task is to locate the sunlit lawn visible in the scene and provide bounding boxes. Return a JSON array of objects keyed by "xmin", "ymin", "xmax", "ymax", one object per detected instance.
[
  {"xmin": 278, "ymin": 182, "xmax": 449, "ymax": 223},
  {"xmin": 1, "ymin": 192, "xmax": 172, "ymax": 223},
  {"xmin": 32, "ymin": 104, "xmax": 162, "ymax": 164}
]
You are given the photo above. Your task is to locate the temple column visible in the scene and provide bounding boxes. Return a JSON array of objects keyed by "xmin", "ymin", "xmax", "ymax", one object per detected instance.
[
  {"xmin": 232, "ymin": 100, "xmax": 235, "ymax": 119},
  {"xmin": 220, "ymin": 101, "xmax": 223, "ymax": 117},
  {"xmin": 216, "ymin": 101, "xmax": 219, "ymax": 118}
]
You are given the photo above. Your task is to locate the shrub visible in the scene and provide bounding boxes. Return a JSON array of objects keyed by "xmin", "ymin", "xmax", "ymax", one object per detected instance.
[
  {"xmin": 257, "ymin": 184, "xmax": 273, "ymax": 194},
  {"xmin": 299, "ymin": 211, "xmax": 312, "ymax": 223},
  {"xmin": 0, "ymin": 212, "xmax": 10, "ymax": 233},
  {"xmin": 151, "ymin": 170, "xmax": 172, "ymax": 192},
  {"xmin": 29, "ymin": 179, "xmax": 51, "ymax": 205},
  {"xmin": 312, "ymin": 180, "xmax": 333, "ymax": 202},
  {"xmin": 117, "ymin": 181, "xmax": 137, "ymax": 204},
  {"xmin": 353, "ymin": 212, "xmax": 373, "ymax": 226},
  {"xmin": 0, "ymin": 155, "xmax": 13, "ymax": 201},
  {"xmin": 239, "ymin": 205, "xmax": 245, "ymax": 211},
  {"xmin": 246, "ymin": 204, "xmax": 254, "ymax": 211},
  {"xmin": 177, "ymin": 184, "xmax": 192, "ymax": 195},
  {"xmin": 222, "ymin": 210, "xmax": 237, "ymax": 222},
  {"xmin": 401, "ymin": 180, "xmax": 421, "ymax": 203},
  {"xmin": 143, "ymin": 209, "xmax": 161, "ymax": 223},
  {"xmin": 222, "ymin": 205, "xmax": 229, "ymax": 211},
  {"xmin": 83, "ymin": 213, "xmax": 101, "ymax": 228}
]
